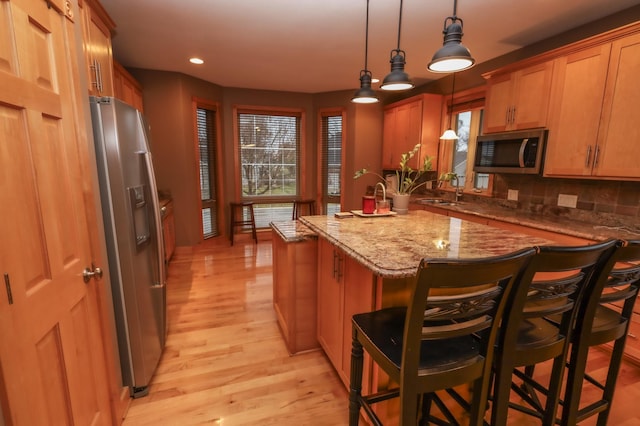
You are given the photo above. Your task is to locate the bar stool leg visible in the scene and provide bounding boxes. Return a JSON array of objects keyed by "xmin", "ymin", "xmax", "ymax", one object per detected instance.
[
  {"xmin": 230, "ymin": 202, "xmax": 257, "ymax": 245},
  {"xmin": 248, "ymin": 203, "xmax": 257, "ymax": 244}
]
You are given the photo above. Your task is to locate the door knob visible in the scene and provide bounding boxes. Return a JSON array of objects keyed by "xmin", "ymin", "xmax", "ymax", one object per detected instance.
[{"xmin": 83, "ymin": 264, "xmax": 103, "ymax": 283}]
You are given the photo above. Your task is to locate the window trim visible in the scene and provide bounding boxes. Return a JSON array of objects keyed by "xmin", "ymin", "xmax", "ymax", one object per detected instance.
[
  {"xmin": 438, "ymin": 86, "xmax": 493, "ymax": 196},
  {"xmin": 317, "ymin": 107, "xmax": 346, "ymax": 215},
  {"xmin": 192, "ymin": 97, "xmax": 222, "ymax": 240}
]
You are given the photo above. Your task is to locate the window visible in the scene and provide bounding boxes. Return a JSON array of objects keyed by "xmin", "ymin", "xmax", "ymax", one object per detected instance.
[
  {"xmin": 320, "ymin": 110, "xmax": 344, "ymax": 216},
  {"xmin": 196, "ymin": 103, "xmax": 219, "ymax": 238},
  {"xmin": 441, "ymin": 91, "xmax": 492, "ymax": 194},
  {"xmin": 237, "ymin": 109, "xmax": 302, "ymax": 227}
]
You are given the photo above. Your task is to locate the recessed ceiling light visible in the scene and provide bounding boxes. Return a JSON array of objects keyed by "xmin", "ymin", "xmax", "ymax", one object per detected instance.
[
  {"xmin": 371, "ymin": 77, "xmax": 380, "ymax": 84},
  {"xmin": 189, "ymin": 57, "xmax": 204, "ymax": 65}
]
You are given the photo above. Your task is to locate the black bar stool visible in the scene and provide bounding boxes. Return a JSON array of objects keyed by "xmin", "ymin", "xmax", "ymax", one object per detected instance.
[
  {"xmin": 229, "ymin": 202, "xmax": 257, "ymax": 245},
  {"xmin": 292, "ymin": 199, "xmax": 316, "ymax": 220}
]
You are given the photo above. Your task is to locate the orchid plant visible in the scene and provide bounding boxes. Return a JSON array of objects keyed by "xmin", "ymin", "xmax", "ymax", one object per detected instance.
[{"xmin": 354, "ymin": 143, "xmax": 434, "ymax": 195}]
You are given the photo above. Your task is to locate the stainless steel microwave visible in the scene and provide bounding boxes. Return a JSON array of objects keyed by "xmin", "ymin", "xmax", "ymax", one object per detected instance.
[{"xmin": 473, "ymin": 129, "xmax": 547, "ymax": 174}]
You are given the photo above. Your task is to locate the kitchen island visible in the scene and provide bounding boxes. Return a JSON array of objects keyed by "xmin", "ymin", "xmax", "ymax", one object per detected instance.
[
  {"xmin": 271, "ymin": 220, "xmax": 319, "ymax": 355},
  {"xmin": 297, "ymin": 210, "xmax": 560, "ymax": 389},
  {"xmin": 300, "ymin": 210, "xmax": 556, "ymax": 278}
]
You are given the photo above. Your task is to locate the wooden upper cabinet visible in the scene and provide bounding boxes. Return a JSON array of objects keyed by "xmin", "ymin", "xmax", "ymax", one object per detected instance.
[
  {"xmin": 594, "ymin": 32, "xmax": 640, "ymax": 179},
  {"xmin": 543, "ymin": 44, "xmax": 611, "ymax": 177},
  {"xmin": 382, "ymin": 94, "xmax": 442, "ymax": 170},
  {"xmin": 482, "ymin": 61, "xmax": 553, "ymax": 133},
  {"xmin": 382, "ymin": 98, "xmax": 421, "ymax": 169},
  {"xmin": 114, "ymin": 60, "xmax": 144, "ymax": 111},
  {"xmin": 80, "ymin": 0, "xmax": 115, "ymax": 96},
  {"xmin": 544, "ymin": 30, "xmax": 640, "ymax": 180}
]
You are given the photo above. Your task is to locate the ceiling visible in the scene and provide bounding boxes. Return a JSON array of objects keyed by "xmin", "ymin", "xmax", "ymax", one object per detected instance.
[{"xmin": 100, "ymin": 0, "xmax": 640, "ymax": 94}]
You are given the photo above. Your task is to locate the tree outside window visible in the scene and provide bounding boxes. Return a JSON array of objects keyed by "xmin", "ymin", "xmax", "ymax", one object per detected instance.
[{"xmin": 238, "ymin": 113, "xmax": 299, "ymax": 197}]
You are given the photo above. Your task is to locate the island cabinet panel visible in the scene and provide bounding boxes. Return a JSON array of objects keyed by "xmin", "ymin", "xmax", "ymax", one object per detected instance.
[
  {"xmin": 317, "ymin": 238, "xmax": 343, "ymax": 369},
  {"xmin": 272, "ymin": 232, "xmax": 319, "ymax": 355},
  {"xmin": 316, "ymin": 237, "xmax": 375, "ymax": 389},
  {"xmin": 382, "ymin": 94, "xmax": 442, "ymax": 170},
  {"xmin": 482, "ymin": 61, "xmax": 553, "ymax": 134},
  {"xmin": 544, "ymin": 31, "xmax": 640, "ymax": 180}
]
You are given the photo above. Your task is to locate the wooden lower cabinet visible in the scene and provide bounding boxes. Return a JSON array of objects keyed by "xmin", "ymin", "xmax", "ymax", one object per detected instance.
[
  {"xmin": 272, "ymin": 231, "xmax": 319, "ymax": 355},
  {"xmin": 161, "ymin": 201, "xmax": 175, "ymax": 263},
  {"xmin": 317, "ymin": 237, "xmax": 375, "ymax": 388}
]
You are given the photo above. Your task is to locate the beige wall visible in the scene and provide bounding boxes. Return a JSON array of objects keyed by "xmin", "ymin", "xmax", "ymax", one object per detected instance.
[
  {"xmin": 129, "ymin": 70, "xmax": 384, "ymax": 245},
  {"xmin": 129, "ymin": 69, "xmax": 224, "ymax": 246}
]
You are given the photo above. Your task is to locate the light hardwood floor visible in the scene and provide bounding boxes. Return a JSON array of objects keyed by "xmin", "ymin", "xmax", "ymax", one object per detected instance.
[{"xmin": 122, "ymin": 236, "xmax": 640, "ymax": 425}]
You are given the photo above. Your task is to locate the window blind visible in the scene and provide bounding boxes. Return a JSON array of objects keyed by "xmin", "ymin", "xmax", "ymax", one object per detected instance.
[
  {"xmin": 197, "ymin": 107, "xmax": 218, "ymax": 237},
  {"xmin": 321, "ymin": 113, "xmax": 343, "ymax": 215}
]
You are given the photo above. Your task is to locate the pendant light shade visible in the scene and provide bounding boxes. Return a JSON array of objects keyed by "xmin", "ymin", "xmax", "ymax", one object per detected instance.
[
  {"xmin": 428, "ymin": 0, "xmax": 475, "ymax": 73},
  {"xmin": 440, "ymin": 129, "xmax": 459, "ymax": 140},
  {"xmin": 352, "ymin": 0, "xmax": 379, "ymax": 104},
  {"xmin": 352, "ymin": 70, "xmax": 379, "ymax": 104},
  {"xmin": 381, "ymin": 0, "xmax": 414, "ymax": 91},
  {"xmin": 381, "ymin": 50, "xmax": 414, "ymax": 91},
  {"xmin": 440, "ymin": 73, "xmax": 459, "ymax": 140}
]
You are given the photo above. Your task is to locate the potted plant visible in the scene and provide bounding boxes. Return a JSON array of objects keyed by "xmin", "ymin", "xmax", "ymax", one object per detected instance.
[{"xmin": 354, "ymin": 143, "xmax": 434, "ymax": 213}]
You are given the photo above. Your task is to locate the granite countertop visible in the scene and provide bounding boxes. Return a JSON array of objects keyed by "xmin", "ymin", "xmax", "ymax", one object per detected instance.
[
  {"xmin": 414, "ymin": 199, "xmax": 640, "ymax": 242},
  {"xmin": 299, "ymin": 211, "xmax": 556, "ymax": 278},
  {"xmin": 270, "ymin": 220, "xmax": 317, "ymax": 243}
]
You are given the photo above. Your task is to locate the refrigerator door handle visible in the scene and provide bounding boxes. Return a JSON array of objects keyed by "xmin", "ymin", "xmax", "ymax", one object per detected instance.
[{"xmin": 142, "ymin": 150, "xmax": 166, "ymax": 288}]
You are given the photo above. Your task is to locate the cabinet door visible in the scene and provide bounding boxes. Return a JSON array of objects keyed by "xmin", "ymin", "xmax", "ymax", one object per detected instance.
[
  {"xmin": 316, "ymin": 238, "xmax": 343, "ymax": 370},
  {"xmin": 511, "ymin": 61, "xmax": 553, "ymax": 130},
  {"xmin": 483, "ymin": 62, "xmax": 553, "ymax": 133},
  {"xmin": 162, "ymin": 210, "xmax": 175, "ymax": 262},
  {"xmin": 544, "ymin": 45, "xmax": 611, "ymax": 176},
  {"xmin": 341, "ymin": 256, "xmax": 374, "ymax": 387},
  {"xmin": 382, "ymin": 98, "xmax": 423, "ymax": 169},
  {"xmin": 0, "ymin": 1, "xmax": 114, "ymax": 423},
  {"xmin": 82, "ymin": 0, "xmax": 114, "ymax": 96},
  {"xmin": 382, "ymin": 108, "xmax": 398, "ymax": 169},
  {"xmin": 399, "ymin": 100, "xmax": 422, "ymax": 161},
  {"xmin": 114, "ymin": 61, "xmax": 144, "ymax": 111},
  {"xmin": 483, "ymin": 73, "xmax": 514, "ymax": 133},
  {"xmin": 594, "ymin": 32, "xmax": 640, "ymax": 179}
]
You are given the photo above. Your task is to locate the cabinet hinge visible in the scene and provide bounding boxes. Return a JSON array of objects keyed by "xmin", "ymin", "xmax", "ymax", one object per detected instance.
[{"xmin": 4, "ymin": 273, "xmax": 13, "ymax": 305}]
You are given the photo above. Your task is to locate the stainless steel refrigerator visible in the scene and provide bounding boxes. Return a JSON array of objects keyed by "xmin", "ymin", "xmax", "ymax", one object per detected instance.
[{"xmin": 90, "ymin": 96, "xmax": 166, "ymax": 398}]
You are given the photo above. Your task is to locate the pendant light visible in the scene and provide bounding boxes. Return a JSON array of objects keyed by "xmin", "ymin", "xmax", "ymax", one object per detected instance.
[
  {"xmin": 352, "ymin": 0, "xmax": 379, "ymax": 104},
  {"xmin": 440, "ymin": 73, "xmax": 459, "ymax": 140},
  {"xmin": 380, "ymin": 0, "xmax": 414, "ymax": 91},
  {"xmin": 428, "ymin": 0, "xmax": 475, "ymax": 73}
]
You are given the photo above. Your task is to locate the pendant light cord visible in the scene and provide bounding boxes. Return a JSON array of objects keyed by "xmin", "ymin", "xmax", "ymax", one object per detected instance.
[
  {"xmin": 396, "ymin": 0, "xmax": 404, "ymax": 49},
  {"xmin": 450, "ymin": 72, "xmax": 456, "ymax": 128},
  {"xmin": 364, "ymin": 0, "xmax": 370, "ymax": 70}
]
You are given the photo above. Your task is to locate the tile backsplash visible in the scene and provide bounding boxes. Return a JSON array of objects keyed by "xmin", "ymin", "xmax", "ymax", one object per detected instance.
[{"xmin": 490, "ymin": 175, "xmax": 640, "ymax": 227}]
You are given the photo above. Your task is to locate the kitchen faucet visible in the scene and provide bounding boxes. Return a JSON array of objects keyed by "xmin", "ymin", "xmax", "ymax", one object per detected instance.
[{"xmin": 452, "ymin": 175, "xmax": 463, "ymax": 202}]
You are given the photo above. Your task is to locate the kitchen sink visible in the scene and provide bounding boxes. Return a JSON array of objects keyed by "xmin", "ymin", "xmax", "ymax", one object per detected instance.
[{"xmin": 417, "ymin": 198, "xmax": 462, "ymax": 206}]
